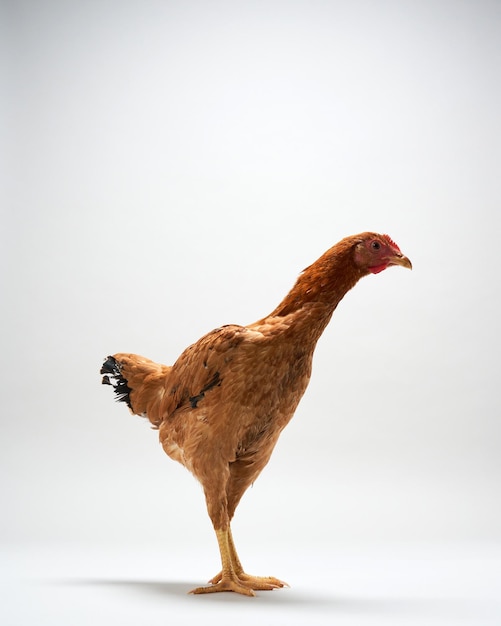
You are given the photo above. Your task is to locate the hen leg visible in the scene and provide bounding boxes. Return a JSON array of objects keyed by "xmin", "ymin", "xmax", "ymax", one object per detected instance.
[
  {"xmin": 190, "ymin": 466, "xmax": 259, "ymax": 596},
  {"xmin": 207, "ymin": 526, "xmax": 287, "ymax": 591},
  {"xmin": 190, "ymin": 528, "xmax": 257, "ymax": 596},
  {"xmin": 204, "ymin": 458, "xmax": 288, "ymax": 592}
]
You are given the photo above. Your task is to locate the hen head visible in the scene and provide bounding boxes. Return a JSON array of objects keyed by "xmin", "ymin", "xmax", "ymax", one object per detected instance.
[{"xmin": 354, "ymin": 233, "xmax": 412, "ymax": 275}]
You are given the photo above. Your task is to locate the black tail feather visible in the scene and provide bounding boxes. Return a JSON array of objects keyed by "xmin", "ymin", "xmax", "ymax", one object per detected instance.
[{"xmin": 100, "ymin": 356, "xmax": 133, "ymax": 409}]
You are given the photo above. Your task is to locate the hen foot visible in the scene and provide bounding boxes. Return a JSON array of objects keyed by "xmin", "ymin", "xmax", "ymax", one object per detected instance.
[
  {"xmin": 208, "ymin": 570, "xmax": 288, "ymax": 591},
  {"xmin": 190, "ymin": 578, "xmax": 256, "ymax": 596}
]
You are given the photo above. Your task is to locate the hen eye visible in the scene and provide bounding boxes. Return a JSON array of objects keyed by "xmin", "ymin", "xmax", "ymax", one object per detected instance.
[{"xmin": 371, "ymin": 241, "xmax": 381, "ymax": 250}]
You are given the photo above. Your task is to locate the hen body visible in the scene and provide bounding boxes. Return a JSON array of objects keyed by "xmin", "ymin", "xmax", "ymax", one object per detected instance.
[{"xmin": 101, "ymin": 232, "xmax": 411, "ymax": 595}]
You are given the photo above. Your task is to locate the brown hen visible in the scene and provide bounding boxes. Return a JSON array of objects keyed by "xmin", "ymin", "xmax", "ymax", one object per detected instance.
[{"xmin": 101, "ymin": 232, "xmax": 411, "ymax": 595}]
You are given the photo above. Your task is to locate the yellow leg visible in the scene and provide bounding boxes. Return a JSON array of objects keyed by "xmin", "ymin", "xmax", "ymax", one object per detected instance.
[
  {"xmin": 192, "ymin": 527, "xmax": 288, "ymax": 595},
  {"xmin": 190, "ymin": 529, "xmax": 256, "ymax": 596},
  {"xmin": 207, "ymin": 526, "xmax": 242, "ymax": 583}
]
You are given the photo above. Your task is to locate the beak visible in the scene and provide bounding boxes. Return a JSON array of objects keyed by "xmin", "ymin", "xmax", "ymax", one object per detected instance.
[{"xmin": 389, "ymin": 253, "xmax": 412, "ymax": 270}]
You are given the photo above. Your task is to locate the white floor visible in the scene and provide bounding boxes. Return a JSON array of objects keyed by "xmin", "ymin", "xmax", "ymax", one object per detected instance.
[{"xmin": 3, "ymin": 541, "xmax": 500, "ymax": 626}]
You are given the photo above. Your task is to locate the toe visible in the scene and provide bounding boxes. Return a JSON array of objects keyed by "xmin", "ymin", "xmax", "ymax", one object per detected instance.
[
  {"xmin": 190, "ymin": 580, "xmax": 256, "ymax": 596},
  {"xmin": 239, "ymin": 574, "xmax": 289, "ymax": 590}
]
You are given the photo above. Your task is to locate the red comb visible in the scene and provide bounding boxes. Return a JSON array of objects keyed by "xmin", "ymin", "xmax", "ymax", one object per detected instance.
[{"xmin": 383, "ymin": 234, "xmax": 401, "ymax": 252}]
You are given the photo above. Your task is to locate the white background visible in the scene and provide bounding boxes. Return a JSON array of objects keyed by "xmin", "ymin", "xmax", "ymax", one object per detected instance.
[{"xmin": 2, "ymin": 1, "xmax": 500, "ymax": 624}]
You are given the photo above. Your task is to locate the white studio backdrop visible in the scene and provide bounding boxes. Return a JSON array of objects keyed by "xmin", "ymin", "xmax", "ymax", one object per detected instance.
[{"xmin": 2, "ymin": 1, "xmax": 500, "ymax": 624}]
